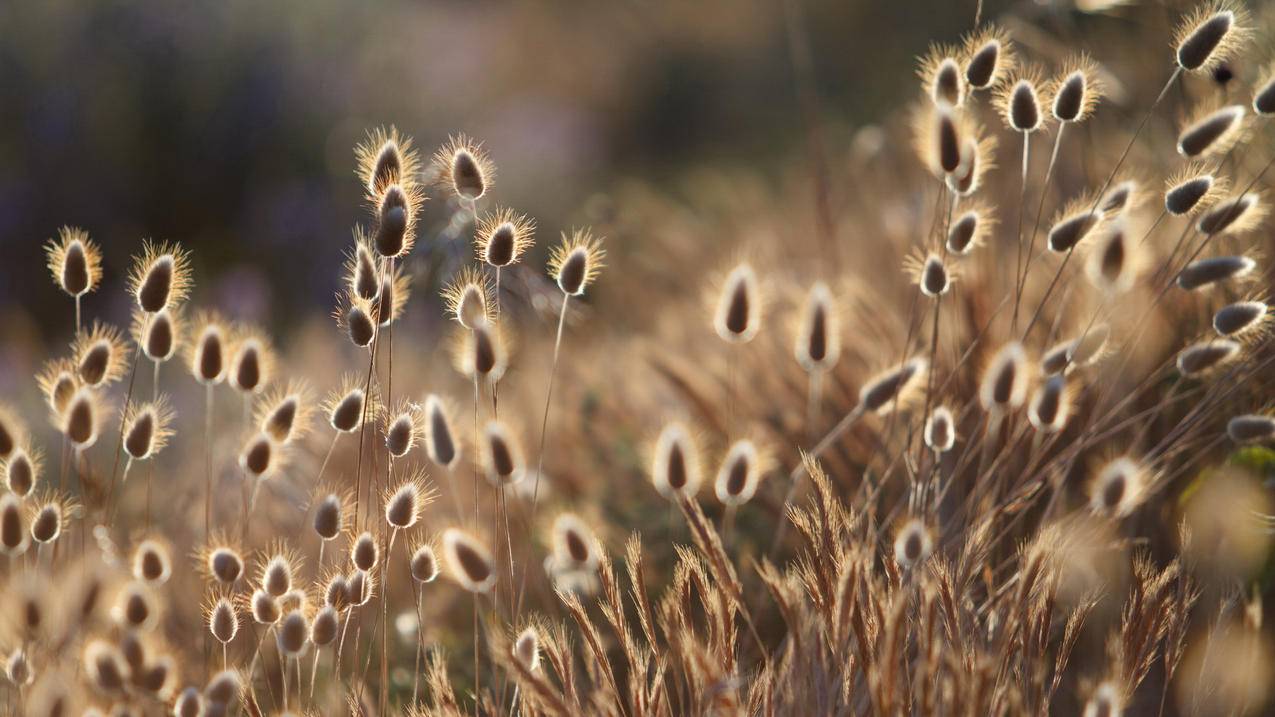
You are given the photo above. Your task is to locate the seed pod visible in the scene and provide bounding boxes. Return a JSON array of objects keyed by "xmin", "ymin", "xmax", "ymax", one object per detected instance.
[
  {"xmin": 1085, "ymin": 220, "xmax": 1140, "ymax": 294},
  {"xmin": 46, "ymin": 227, "xmax": 102, "ymax": 298},
  {"xmin": 375, "ymin": 184, "xmax": 414, "ymax": 258},
  {"xmin": 859, "ymin": 357, "xmax": 928, "ymax": 414},
  {"xmin": 1100, "ymin": 179, "xmax": 1142, "ymax": 216},
  {"xmin": 385, "ymin": 478, "xmax": 427, "ymax": 530},
  {"xmin": 980, "ymin": 342, "xmax": 1028, "ymax": 412},
  {"xmin": 946, "ymin": 207, "xmax": 994, "ymax": 255},
  {"xmin": 424, "ymin": 395, "xmax": 461, "ymax": 469},
  {"xmin": 62, "ymin": 387, "xmax": 100, "ymax": 449},
  {"xmin": 323, "ymin": 574, "xmax": 350, "ymax": 610},
  {"xmin": 74, "ymin": 323, "xmax": 127, "ymax": 388},
  {"xmin": 795, "ymin": 282, "xmax": 840, "ymax": 374},
  {"xmin": 313, "ymin": 493, "xmax": 344, "ymax": 542},
  {"xmin": 205, "ymin": 668, "xmax": 242, "ymax": 706},
  {"xmin": 260, "ymin": 553, "xmax": 294, "ymax": 597},
  {"xmin": 133, "ymin": 540, "xmax": 172, "ymax": 584},
  {"xmin": 114, "ymin": 581, "xmax": 157, "ymax": 631},
  {"xmin": 1227, "ymin": 415, "xmax": 1275, "ymax": 443},
  {"xmin": 1028, "ymin": 375, "xmax": 1071, "ymax": 433},
  {"xmin": 443, "ymin": 267, "xmax": 491, "ymax": 330},
  {"xmin": 238, "ymin": 433, "xmax": 275, "ymax": 479},
  {"xmin": 1047, "ymin": 206, "xmax": 1101, "ymax": 253},
  {"xmin": 1177, "ymin": 105, "xmax": 1245, "ymax": 158},
  {"xmin": 893, "ymin": 519, "xmax": 933, "ymax": 568},
  {"xmin": 327, "ymin": 380, "xmax": 370, "ymax": 434},
  {"xmin": 513, "ymin": 626, "xmax": 541, "ymax": 671},
  {"xmin": 480, "ymin": 420, "xmax": 525, "ymax": 486},
  {"xmin": 442, "ymin": 528, "xmax": 496, "ymax": 593},
  {"xmin": 342, "ymin": 297, "xmax": 377, "ymax": 348},
  {"xmin": 4, "ymin": 447, "xmax": 39, "ymax": 497},
  {"xmin": 207, "ymin": 597, "xmax": 238, "ymax": 645},
  {"xmin": 1089, "ymin": 457, "xmax": 1147, "ymax": 517},
  {"xmin": 139, "ymin": 309, "xmax": 178, "ymax": 364},
  {"xmin": 0, "ymin": 494, "xmax": 28, "ymax": 556},
  {"xmin": 130, "ymin": 241, "xmax": 191, "ymax": 314},
  {"xmin": 1165, "ymin": 168, "xmax": 1222, "ymax": 216},
  {"xmin": 476, "ymin": 208, "xmax": 535, "ymax": 268},
  {"xmin": 1195, "ymin": 194, "xmax": 1263, "ymax": 236},
  {"xmin": 1177, "ymin": 255, "xmax": 1255, "ymax": 291},
  {"xmin": 434, "ymin": 135, "xmax": 493, "ymax": 200},
  {"xmin": 963, "ymin": 27, "xmax": 1012, "ymax": 91},
  {"xmin": 384, "ymin": 405, "xmax": 420, "ymax": 458},
  {"xmin": 651, "ymin": 422, "xmax": 701, "ymax": 500},
  {"xmin": 276, "ymin": 610, "xmax": 309, "ymax": 657},
  {"xmin": 910, "ymin": 252, "xmax": 950, "ymax": 297},
  {"xmin": 230, "ymin": 337, "xmax": 272, "ymax": 395},
  {"xmin": 250, "ymin": 590, "xmax": 280, "ymax": 625},
  {"xmin": 1177, "ymin": 339, "xmax": 1241, "ymax": 376},
  {"xmin": 190, "ymin": 321, "xmax": 226, "ymax": 386},
  {"xmin": 715, "ymin": 439, "xmax": 763, "ymax": 506},
  {"xmin": 933, "ymin": 106, "xmax": 963, "ymax": 174},
  {"xmin": 1174, "ymin": 5, "xmax": 1247, "ymax": 72},
  {"xmin": 124, "ymin": 399, "xmax": 173, "ymax": 462},
  {"xmin": 311, "ymin": 605, "xmax": 339, "ymax": 647},
  {"xmin": 347, "ymin": 569, "xmax": 375, "ymax": 606},
  {"xmin": 206, "ymin": 545, "xmax": 244, "ymax": 586},
  {"xmin": 714, "ymin": 263, "xmax": 762, "ymax": 343},
  {"xmin": 924, "ymin": 406, "xmax": 956, "ymax": 453},
  {"xmin": 1000, "ymin": 74, "xmax": 1043, "ymax": 133},
  {"xmin": 551, "ymin": 513, "xmax": 599, "ymax": 570},
  {"xmin": 1052, "ymin": 58, "xmax": 1101, "ymax": 123},
  {"xmin": 350, "ymin": 532, "xmax": 378, "ymax": 572},
  {"xmin": 550, "ymin": 230, "xmax": 605, "ymax": 296},
  {"xmin": 84, "ymin": 640, "xmax": 129, "ymax": 693},
  {"xmin": 1213, "ymin": 301, "xmax": 1268, "ymax": 337},
  {"xmin": 30, "ymin": 503, "xmax": 62, "ymax": 544},
  {"xmin": 411, "ymin": 544, "xmax": 440, "ymax": 583},
  {"xmin": 1255, "ymin": 66, "xmax": 1275, "ymax": 115}
]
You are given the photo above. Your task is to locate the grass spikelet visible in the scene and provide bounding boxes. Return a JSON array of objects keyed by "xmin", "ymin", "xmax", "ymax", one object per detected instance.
[
  {"xmin": 411, "ymin": 542, "xmax": 440, "ymax": 583},
  {"xmin": 1254, "ymin": 61, "xmax": 1275, "ymax": 115},
  {"xmin": 374, "ymin": 260, "xmax": 411, "ymax": 327},
  {"xmin": 204, "ymin": 668, "xmax": 243, "ymax": 706},
  {"xmin": 325, "ymin": 375, "xmax": 375, "ymax": 433},
  {"xmin": 1088, "ymin": 456, "xmax": 1147, "ymax": 517},
  {"xmin": 947, "ymin": 204, "xmax": 996, "ymax": 254},
  {"xmin": 913, "ymin": 102, "xmax": 965, "ymax": 176},
  {"xmin": 72, "ymin": 321, "xmax": 128, "ymax": 387},
  {"xmin": 714, "ymin": 438, "xmax": 768, "ymax": 506},
  {"xmin": 205, "ymin": 593, "xmax": 240, "ymax": 647},
  {"xmin": 197, "ymin": 532, "xmax": 246, "ymax": 586},
  {"xmin": 383, "ymin": 399, "xmax": 423, "ymax": 458},
  {"xmin": 996, "ymin": 66, "xmax": 1046, "ymax": 133},
  {"xmin": 442, "ymin": 528, "xmax": 497, "ymax": 593},
  {"xmin": 311, "ymin": 488, "xmax": 347, "ymax": 543},
  {"xmin": 946, "ymin": 128, "xmax": 997, "ymax": 196},
  {"xmin": 123, "ymin": 396, "xmax": 174, "ymax": 462},
  {"xmin": 1227, "ymin": 414, "xmax": 1275, "ymax": 443},
  {"xmin": 433, "ymin": 133, "xmax": 494, "ymax": 201},
  {"xmin": 29, "ymin": 493, "xmax": 72, "ymax": 545},
  {"xmin": 513, "ymin": 626, "xmax": 541, "ymax": 670},
  {"xmin": 276, "ymin": 608, "xmax": 309, "ymax": 657},
  {"xmin": 962, "ymin": 25, "xmax": 1014, "ymax": 91},
  {"xmin": 452, "ymin": 319, "xmax": 509, "ymax": 385},
  {"xmin": 372, "ymin": 180, "xmax": 425, "ymax": 259},
  {"xmin": 423, "ymin": 394, "xmax": 462, "ymax": 469},
  {"xmin": 113, "ymin": 580, "xmax": 159, "ymax": 631},
  {"xmin": 83, "ymin": 640, "xmax": 129, "ymax": 694},
  {"xmin": 904, "ymin": 250, "xmax": 953, "ymax": 297},
  {"xmin": 1173, "ymin": 1, "xmax": 1250, "ymax": 73},
  {"xmin": 1176, "ymin": 254, "xmax": 1256, "ymax": 290},
  {"xmin": 549, "ymin": 229, "xmax": 606, "ymax": 296},
  {"xmin": 45, "ymin": 226, "xmax": 102, "ymax": 299},
  {"xmin": 229, "ymin": 332, "xmax": 274, "ymax": 396},
  {"xmin": 258, "ymin": 545, "xmax": 299, "ymax": 597},
  {"xmin": 384, "ymin": 473, "xmax": 434, "ymax": 530},
  {"xmin": 713, "ymin": 261, "xmax": 762, "ymax": 343},
  {"xmin": 480, "ymin": 419, "xmax": 525, "ymax": 486},
  {"xmin": 188, "ymin": 314, "xmax": 228, "ymax": 385},
  {"xmin": 1099, "ymin": 177, "xmax": 1146, "ymax": 216},
  {"xmin": 1213, "ymin": 299, "xmax": 1270, "ymax": 337},
  {"xmin": 1084, "ymin": 218, "xmax": 1143, "ymax": 294},
  {"xmin": 129, "ymin": 240, "xmax": 192, "ymax": 314},
  {"xmin": 442, "ymin": 265, "xmax": 494, "ymax": 330},
  {"xmin": 337, "ymin": 292, "xmax": 378, "ymax": 348},
  {"xmin": 980, "ymin": 342, "xmax": 1029, "ymax": 412},
  {"xmin": 257, "ymin": 380, "xmax": 312, "ymax": 444},
  {"xmin": 924, "ymin": 406, "xmax": 956, "ymax": 452},
  {"xmin": 62, "ymin": 386, "xmax": 102, "ymax": 449},
  {"xmin": 37, "ymin": 360, "xmax": 79, "ymax": 421},
  {"xmin": 249, "ymin": 588, "xmax": 281, "ymax": 625},
  {"xmin": 1051, "ymin": 55, "xmax": 1103, "ymax": 123},
  {"xmin": 550, "ymin": 512, "xmax": 600, "ymax": 572},
  {"xmin": 174, "ymin": 687, "xmax": 203, "ymax": 716},
  {"xmin": 132, "ymin": 307, "xmax": 179, "ymax": 364},
  {"xmin": 4, "ymin": 446, "xmax": 41, "ymax": 498},
  {"xmin": 1195, "ymin": 192, "xmax": 1265, "ymax": 236},
  {"xmin": 1028, "ymin": 375, "xmax": 1073, "ymax": 433},
  {"xmin": 1176, "ymin": 103, "xmax": 1246, "ymax": 158},
  {"xmin": 893, "ymin": 518, "xmax": 934, "ymax": 569},
  {"xmin": 1040, "ymin": 325, "xmax": 1110, "ymax": 375},
  {"xmin": 350, "ymin": 530, "xmax": 379, "ymax": 571},
  {"xmin": 238, "ymin": 431, "xmax": 279, "ymax": 481},
  {"xmin": 133, "ymin": 538, "xmax": 172, "ymax": 583},
  {"xmin": 1176, "ymin": 338, "xmax": 1241, "ymax": 375},
  {"xmin": 1047, "ymin": 194, "xmax": 1104, "ymax": 252},
  {"xmin": 1082, "ymin": 681, "xmax": 1124, "ymax": 717},
  {"xmin": 859, "ymin": 356, "xmax": 929, "ymax": 414},
  {"xmin": 345, "ymin": 235, "xmax": 382, "ymax": 301},
  {"xmin": 651, "ymin": 421, "xmax": 702, "ymax": 500},
  {"xmin": 794, "ymin": 281, "xmax": 840, "ymax": 373},
  {"xmin": 918, "ymin": 44, "xmax": 966, "ymax": 107},
  {"xmin": 477, "ymin": 207, "xmax": 536, "ymax": 268},
  {"xmin": 1164, "ymin": 163, "xmax": 1228, "ymax": 215},
  {"xmin": 355, "ymin": 125, "xmax": 420, "ymax": 197}
]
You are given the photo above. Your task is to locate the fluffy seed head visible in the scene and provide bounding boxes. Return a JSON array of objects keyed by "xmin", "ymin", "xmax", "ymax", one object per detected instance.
[
  {"xmin": 513, "ymin": 626, "xmax": 541, "ymax": 671},
  {"xmin": 29, "ymin": 501, "xmax": 64, "ymax": 544},
  {"xmin": 893, "ymin": 519, "xmax": 933, "ymax": 568},
  {"xmin": 133, "ymin": 539, "xmax": 172, "ymax": 584},
  {"xmin": 312, "ymin": 492, "xmax": 345, "ymax": 541},
  {"xmin": 794, "ymin": 282, "xmax": 840, "ymax": 373},
  {"xmin": 946, "ymin": 131, "xmax": 997, "ymax": 196},
  {"xmin": 946, "ymin": 206, "xmax": 995, "ymax": 255},
  {"xmin": 477, "ymin": 208, "xmax": 535, "ymax": 268},
  {"xmin": 919, "ymin": 46, "xmax": 966, "ymax": 107},
  {"xmin": 1227, "ymin": 414, "xmax": 1275, "ymax": 443},
  {"xmin": 715, "ymin": 439, "xmax": 765, "ymax": 506},
  {"xmin": 924, "ymin": 406, "xmax": 956, "ymax": 453},
  {"xmin": 230, "ymin": 336, "xmax": 272, "ymax": 395},
  {"xmin": 454, "ymin": 320, "xmax": 508, "ymax": 384},
  {"xmin": 326, "ymin": 377, "xmax": 372, "ymax": 433},
  {"xmin": 550, "ymin": 230, "xmax": 605, "ymax": 296},
  {"xmin": 204, "ymin": 542, "xmax": 245, "ymax": 586},
  {"xmin": 174, "ymin": 687, "xmax": 204, "ymax": 717},
  {"xmin": 250, "ymin": 589, "xmax": 280, "ymax": 625},
  {"xmin": 1195, "ymin": 193, "xmax": 1264, "ymax": 236},
  {"xmin": 1085, "ymin": 219, "xmax": 1141, "ymax": 294},
  {"xmin": 411, "ymin": 544, "xmax": 440, "ymax": 583},
  {"xmin": 1089, "ymin": 457, "xmax": 1147, "ymax": 517},
  {"xmin": 434, "ymin": 134, "xmax": 493, "ymax": 200},
  {"xmin": 62, "ymin": 387, "xmax": 101, "ymax": 449},
  {"xmin": 651, "ymin": 422, "xmax": 702, "ymax": 500},
  {"xmin": 962, "ymin": 26, "xmax": 1013, "ymax": 90},
  {"xmin": 73, "ymin": 323, "xmax": 128, "ymax": 388},
  {"xmin": 4, "ymin": 447, "xmax": 39, "ymax": 498},
  {"xmin": 124, "ymin": 398, "xmax": 173, "ymax": 462},
  {"xmin": 551, "ymin": 513, "xmax": 599, "ymax": 570},
  {"xmin": 350, "ymin": 531, "xmax": 378, "ymax": 572},
  {"xmin": 385, "ymin": 476, "xmax": 431, "ymax": 530},
  {"xmin": 480, "ymin": 420, "xmax": 525, "ymax": 486},
  {"xmin": 383, "ymin": 402, "xmax": 421, "ymax": 458},
  {"xmin": 341, "ymin": 295, "xmax": 377, "ymax": 348},
  {"xmin": 714, "ymin": 262, "xmax": 762, "ymax": 343},
  {"xmin": 135, "ymin": 308, "xmax": 178, "ymax": 363},
  {"xmin": 356, "ymin": 126, "xmax": 419, "ymax": 197},
  {"xmin": 980, "ymin": 342, "xmax": 1028, "ymax": 412},
  {"xmin": 130, "ymin": 241, "xmax": 192, "ymax": 314},
  {"xmin": 259, "ymin": 551, "xmax": 295, "ymax": 597},
  {"xmin": 442, "ymin": 266, "xmax": 493, "ymax": 330},
  {"xmin": 373, "ymin": 182, "xmax": 421, "ymax": 258},
  {"xmin": 189, "ymin": 317, "xmax": 227, "ymax": 385},
  {"xmin": 1165, "ymin": 165, "xmax": 1226, "ymax": 215},
  {"xmin": 259, "ymin": 382, "xmax": 311, "ymax": 444},
  {"xmin": 276, "ymin": 610, "xmax": 309, "ymax": 657},
  {"xmin": 1028, "ymin": 375, "xmax": 1072, "ymax": 433},
  {"xmin": 0, "ymin": 406, "xmax": 24, "ymax": 461},
  {"xmin": 1177, "ymin": 255, "xmax": 1255, "ymax": 291},
  {"xmin": 1177, "ymin": 339, "xmax": 1241, "ymax": 376},
  {"xmin": 1254, "ymin": 63, "xmax": 1275, "ymax": 115},
  {"xmin": 84, "ymin": 640, "xmax": 128, "ymax": 693},
  {"xmin": 1177, "ymin": 104, "xmax": 1246, "ymax": 158},
  {"xmin": 1083, "ymin": 682, "xmax": 1124, "ymax": 717},
  {"xmin": 1047, "ymin": 198, "xmax": 1102, "ymax": 253},
  {"xmin": 46, "ymin": 227, "xmax": 102, "ymax": 298},
  {"xmin": 442, "ymin": 528, "xmax": 496, "ymax": 593},
  {"xmin": 859, "ymin": 357, "xmax": 929, "ymax": 414},
  {"xmin": 206, "ymin": 596, "xmax": 238, "ymax": 645},
  {"xmin": 1174, "ymin": 3, "xmax": 1248, "ymax": 72},
  {"xmin": 311, "ymin": 605, "xmax": 339, "ymax": 646},
  {"xmin": 113, "ymin": 581, "xmax": 157, "ymax": 630},
  {"xmin": 1213, "ymin": 300, "xmax": 1269, "ymax": 337},
  {"xmin": 997, "ymin": 70, "xmax": 1045, "ymax": 132},
  {"xmin": 1051, "ymin": 57, "xmax": 1102, "ymax": 123},
  {"xmin": 238, "ymin": 432, "xmax": 276, "ymax": 479},
  {"xmin": 36, "ymin": 360, "xmax": 79, "ymax": 422},
  {"xmin": 204, "ymin": 668, "xmax": 243, "ymax": 705},
  {"xmin": 346, "ymin": 239, "xmax": 381, "ymax": 301},
  {"xmin": 906, "ymin": 251, "xmax": 951, "ymax": 297}
]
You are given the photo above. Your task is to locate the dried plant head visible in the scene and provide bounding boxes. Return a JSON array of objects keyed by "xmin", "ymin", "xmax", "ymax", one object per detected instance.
[
  {"xmin": 29, "ymin": 491, "xmax": 76, "ymax": 545},
  {"xmin": 513, "ymin": 625, "xmax": 541, "ymax": 671},
  {"xmin": 310, "ymin": 486, "xmax": 349, "ymax": 542},
  {"xmin": 238, "ymin": 431, "xmax": 281, "ymax": 480},
  {"xmin": 248, "ymin": 588, "xmax": 281, "ymax": 625},
  {"xmin": 1173, "ymin": 1, "xmax": 1250, "ymax": 73},
  {"xmin": 197, "ymin": 532, "xmax": 245, "ymax": 586},
  {"xmin": 345, "ymin": 235, "xmax": 382, "ymax": 302},
  {"xmin": 325, "ymin": 375, "xmax": 376, "ymax": 434},
  {"xmin": 173, "ymin": 687, "xmax": 203, "ymax": 717},
  {"xmin": 204, "ymin": 593, "xmax": 239, "ymax": 646},
  {"xmin": 550, "ymin": 229, "xmax": 606, "ymax": 296},
  {"xmin": 442, "ymin": 265, "xmax": 493, "ymax": 329},
  {"xmin": 1164, "ymin": 162, "xmax": 1228, "ymax": 216},
  {"xmin": 946, "ymin": 203, "xmax": 996, "ymax": 254},
  {"xmin": 714, "ymin": 438, "xmax": 770, "ymax": 506},
  {"xmin": 1082, "ymin": 681, "xmax": 1124, "ymax": 717},
  {"xmin": 996, "ymin": 66, "xmax": 1046, "ymax": 133},
  {"xmin": 423, "ymin": 393, "xmax": 462, "ymax": 469},
  {"xmin": 918, "ymin": 44, "xmax": 966, "ymax": 107},
  {"xmin": 946, "ymin": 129, "xmax": 997, "ymax": 196},
  {"xmin": 258, "ymin": 544, "xmax": 299, "ymax": 597},
  {"xmin": 376, "ymin": 401, "xmax": 420, "ymax": 462},
  {"xmin": 129, "ymin": 240, "xmax": 192, "ymax": 314},
  {"xmin": 713, "ymin": 262, "xmax": 762, "ymax": 343},
  {"xmin": 123, "ymin": 396, "xmax": 174, "ymax": 462},
  {"xmin": 962, "ymin": 25, "xmax": 1014, "ymax": 91},
  {"xmin": 131, "ymin": 307, "xmax": 180, "ymax": 364},
  {"xmin": 451, "ymin": 319, "xmax": 509, "ymax": 384},
  {"xmin": 257, "ymin": 380, "xmax": 312, "ymax": 444},
  {"xmin": 45, "ymin": 226, "xmax": 102, "ymax": 298},
  {"xmin": 372, "ymin": 179, "xmax": 425, "ymax": 259},
  {"xmin": 410, "ymin": 542, "xmax": 440, "ymax": 583},
  {"xmin": 1084, "ymin": 218, "xmax": 1144, "ymax": 294},
  {"xmin": 476, "ymin": 207, "xmax": 536, "ymax": 268},
  {"xmin": 1214, "ymin": 299, "xmax": 1270, "ymax": 338},
  {"xmin": 349, "ymin": 530, "xmax": 379, "ymax": 572},
  {"xmin": 651, "ymin": 421, "xmax": 702, "ymax": 500},
  {"xmin": 384, "ymin": 472, "xmax": 435, "ymax": 530},
  {"xmin": 1099, "ymin": 177, "xmax": 1147, "ymax": 217},
  {"xmin": 1088, "ymin": 456, "xmax": 1148, "ymax": 517},
  {"xmin": 336, "ymin": 292, "xmax": 378, "ymax": 349},
  {"xmin": 859, "ymin": 357, "xmax": 929, "ymax": 414},
  {"xmin": 72, "ymin": 322, "xmax": 128, "ymax": 388},
  {"xmin": 912, "ymin": 102, "xmax": 966, "ymax": 176},
  {"xmin": 924, "ymin": 405, "xmax": 957, "ymax": 453},
  {"xmin": 893, "ymin": 518, "xmax": 934, "ymax": 568},
  {"xmin": 1177, "ymin": 254, "xmax": 1256, "ymax": 291},
  {"xmin": 1227, "ymin": 413, "xmax": 1275, "ymax": 443},
  {"xmin": 61, "ymin": 386, "xmax": 102, "ymax": 449},
  {"xmin": 373, "ymin": 261, "xmax": 411, "ymax": 327},
  {"xmin": 550, "ymin": 512, "xmax": 600, "ymax": 571},
  {"xmin": 188, "ymin": 313, "xmax": 228, "ymax": 385},
  {"xmin": 433, "ymin": 134, "xmax": 494, "ymax": 201},
  {"xmin": 1028, "ymin": 375, "xmax": 1074, "ymax": 433},
  {"xmin": 131, "ymin": 538, "xmax": 172, "ymax": 584},
  {"xmin": 0, "ymin": 405, "xmax": 25, "ymax": 461},
  {"xmin": 480, "ymin": 419, "xmax": 526, "ymax": 486},
  {"xmin": 3, "ymin": 446, "xmax": 40, "ymax": 498},
  {"xmin": 1177, "ymin": 103, "xmax": 1246, "ymax": 158},
  {"xmin": 442, "ymin": 528, "xmax": 497, "ymax": 593},
  {"xmin": 1047, "ymin": 193, "xmax": 1104, "ymax": 253},
  {"xmin": 1051, "ymin": 55, "xmax": 1103, "ymax": 123},
  {"xmin": 794, "ymin": 281, "xmax": 841, "ymax": 374},
  {"xmin": 311, "ymin": 604, "xmax": 340, "ymax": 647},
  {"xmin": 229, "ymin": 332, "xmax": 274, "ymax": 395},
  {"xmin": 36, "ymin": 360, "xmax": 79, "ymax": 424},
  {"xmin": 980, "ymin": 342, "xmax": 1029, "ymax": 412},
  {"xmin": 1195, "ymin": 192, "xmax": 1265, "ymax": 236},
  {"xmin": 355, "ymin": 125, "xmax": 420, "ymax": 198},
  {"xmin": 276, "ymin": 609, "xmax": 309, "ymax": 657},
  {"xmin": 904, "ymin": 250, "xmax": 954, "ymax": 298},
  {"xmin": 1254, "ymin": 61, "xmax": 1275, "ymax": 115},
  {"xmin": 83, "ymin": 640, "xmax": 128, "ymax": 694},
  {"xmin": 1176, "ymin": 338, "xmax": 1242, "ymax": 376},
  {"xmin": 204, "ymin": 668, "xmax": 244, "ymax": 706},
  {"xmin": 113, "ymin": 580, "xmax": 159, "ymax": 631}
]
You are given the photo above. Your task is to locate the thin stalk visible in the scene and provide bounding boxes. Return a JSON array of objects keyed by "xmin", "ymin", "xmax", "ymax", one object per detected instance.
[
  {"xmin": 1011, "ymin": 130, "xmax": 1032, "ymax": 329},
  {"xmin": 1015, "ymin": 123, "xmax": 1066, "ymax": 318}
]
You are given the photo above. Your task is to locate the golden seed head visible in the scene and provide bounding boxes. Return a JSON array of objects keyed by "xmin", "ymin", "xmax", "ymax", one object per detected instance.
[
  {"xmin": 794, "ymin": 281, "xmax": 840, "ymax": 374},
  {"xmin": 714, "ymin": 438, "xmax": 766, "ymax": 506},
  {"xmin": 129, "ymin": 240, "xmax": 192, "ymax": 314},
  {"xmin": 3, "ymin": 446, "xmax": 41, "ymax": 498},
  {"xmin": 411, "ymin": 544, "xmax": 440, "ymax": 583},
  {"xmin": 442, "ymin": 266, "xmax": 493, "ymax": 330},
  {"xmin": 476, "ymin": 207, "xmax": 536, "ymax": 268},
  {"xmin": 434, "ymin": 134, "xmax": 494, "ymax": 201},
  {"xmin": 62, "ymin": 387, "xmax": 101, "ymax": 449},
  {"xmin": 551, "ymin": 512, "xmax": 599, "ymax": 570},
  {"xmin": 124, "ymin": 397, "xmax": 174, "ymax": 462},
  {"xmin": 549, "ymin": 229, "xmax": 606, "ymax": 296},
  {"xmin": 924, "ymin": 406, "xmax": 957, "ymax": 453},
  {"xmin": 423, "ymin": 394, "xmax": 462, "ymax": 469},
  {"xmin": 45, "ymin": 226, "xmax": 102, "ymax": 298},
  {"xmin": 893, "ymin": 519, "xmax": 933, "ymax": 568},
  {"xmin": 442, "ymin": 528, "xmax": 496, "ymax": 594},
  {"xmin": 651, "ymin": 422, "xmax": 702, "ymax": 501},
  {"xmin": 480, "ymin": 420, "xmax": 525, "ymax": 486},
  {"xmin": 713, "ymin": 262, "xmax": 762, "ymax": 344},
  {"xmin": 513, "ymin": 626, "xmax": 541, "ymax": 671},
  {"xmin": 72, "ymin": 322, "xmax": 128, "ymax": 388},
  {"xmin": 1173, "ymin": 2, "xmax": 1249, "ymax": 73},
  {"xmin": 1089, "ymin": 456, "xmax": 1147, "ymax": 517},
  {"xmin": 979, "ymin": 342, "xmax": 1029, "ymax": 412}
]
